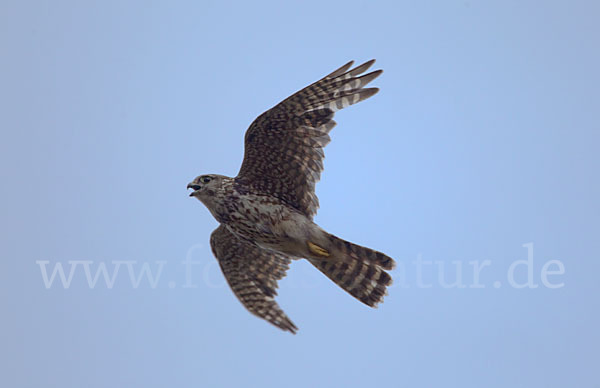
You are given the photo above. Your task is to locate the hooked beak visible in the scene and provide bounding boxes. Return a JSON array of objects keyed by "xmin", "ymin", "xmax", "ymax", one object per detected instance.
[{"xmin": 187, "ymin": 182, "xmax": 201, "ymax": 197}]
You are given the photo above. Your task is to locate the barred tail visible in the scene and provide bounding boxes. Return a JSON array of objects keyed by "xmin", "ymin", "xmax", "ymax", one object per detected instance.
[{"xmin": 308, "ymin": 234, "xmax": 395, "ymax": 307}]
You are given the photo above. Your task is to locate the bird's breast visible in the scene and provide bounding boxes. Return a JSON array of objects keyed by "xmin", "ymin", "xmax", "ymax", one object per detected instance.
[{"xmin": 222, "ymin": 194, "xmax": 307, "ymax": 246}]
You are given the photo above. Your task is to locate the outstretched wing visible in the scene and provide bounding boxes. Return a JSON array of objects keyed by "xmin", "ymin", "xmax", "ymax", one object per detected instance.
[
  {"xmin": 236, "ymin": 60, "xmax": 382, "ymax": 218},
  {"xmin": 209, "ymin": 224, "xmax": 297, "ymax": 334}
]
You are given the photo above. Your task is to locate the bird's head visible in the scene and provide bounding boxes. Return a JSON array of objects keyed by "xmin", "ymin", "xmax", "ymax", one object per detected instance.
[{"xmin": 187, "ymin": 174, "xmax": 223, "ymax": 200}]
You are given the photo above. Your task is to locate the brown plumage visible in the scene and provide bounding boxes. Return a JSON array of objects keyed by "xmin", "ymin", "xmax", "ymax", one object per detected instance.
[
  {"xmin": 210, "ymin": 225, "xmax": 297, "ymax": 333},
  {"xmin": 188, "ymin": 60, "xmax": 394, "ymax": 334}
]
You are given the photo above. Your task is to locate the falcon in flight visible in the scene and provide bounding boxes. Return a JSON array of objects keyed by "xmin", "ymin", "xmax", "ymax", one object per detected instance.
[{"xmin": 188, "ymin": 60, "xmax": 395, "ymax": 334}]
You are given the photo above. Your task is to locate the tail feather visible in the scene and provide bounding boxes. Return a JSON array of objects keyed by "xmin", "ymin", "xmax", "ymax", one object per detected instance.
[
  {"xmin": 310, "ymin": 257, "xmax": 392, "ymax": 307},
  {"xmin": 308, "ymin": 234, "xmax": 394, "ymax": 307},
  {"xmin": 328, "ymin": 234, "xmax": 395, "ymax": 270}
]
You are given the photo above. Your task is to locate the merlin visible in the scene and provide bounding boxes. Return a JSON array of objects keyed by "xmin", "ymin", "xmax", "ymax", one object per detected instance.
[{"xmin": 188, "ymin": 60, "xmax": 395, "ymax": 334}]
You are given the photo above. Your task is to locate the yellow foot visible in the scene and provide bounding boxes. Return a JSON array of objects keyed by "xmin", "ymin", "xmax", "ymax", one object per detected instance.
[{"xmin": 307, "ymin": 241, "xmax": 330, "ymax": 257}]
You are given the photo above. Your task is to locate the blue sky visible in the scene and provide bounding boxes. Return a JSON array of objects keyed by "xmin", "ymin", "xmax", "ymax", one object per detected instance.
[{"xmin": 1, "ymin": 1, "xmax": 599, "ymax": 387}]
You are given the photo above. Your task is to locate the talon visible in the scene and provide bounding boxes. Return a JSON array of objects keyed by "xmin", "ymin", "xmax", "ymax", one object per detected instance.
[{"xmin": 308, "ymin": 241, "xmax": 330, "ymax": 257}]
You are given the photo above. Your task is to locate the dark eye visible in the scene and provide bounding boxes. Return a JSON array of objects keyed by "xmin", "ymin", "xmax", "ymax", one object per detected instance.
[{"xmin": 201, "ymin": 176, "xmax": 212, "ymax": 184}]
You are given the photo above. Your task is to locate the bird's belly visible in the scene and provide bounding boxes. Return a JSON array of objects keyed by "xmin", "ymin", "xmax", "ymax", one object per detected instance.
[{"xmin": 225, "ymin": 201, "xmax": 312, "ymax": 256}]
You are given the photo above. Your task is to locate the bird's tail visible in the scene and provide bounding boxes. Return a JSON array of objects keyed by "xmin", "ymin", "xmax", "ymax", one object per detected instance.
[{"xmin": 307, "ymin": 233, "xmax": 395, "ymax": 307}]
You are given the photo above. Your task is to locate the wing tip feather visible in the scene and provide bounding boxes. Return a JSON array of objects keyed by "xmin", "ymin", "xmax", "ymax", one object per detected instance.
[{"xmin": 326, "ymin": 60, "xmax": 355, "ymax": 79}]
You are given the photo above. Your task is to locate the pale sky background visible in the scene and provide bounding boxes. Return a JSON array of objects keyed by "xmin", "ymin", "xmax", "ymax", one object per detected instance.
[{"xmin": 1, "ymin": 1, "xmax": 599, "ymax": 387}]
